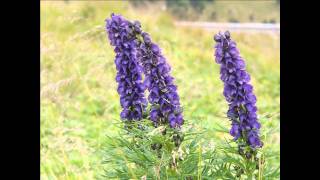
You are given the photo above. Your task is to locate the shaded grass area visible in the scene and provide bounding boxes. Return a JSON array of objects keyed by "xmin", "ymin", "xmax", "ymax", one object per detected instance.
[{"xmin": 41, "ymin": 1, "xmax": 279, "ymax": 179}]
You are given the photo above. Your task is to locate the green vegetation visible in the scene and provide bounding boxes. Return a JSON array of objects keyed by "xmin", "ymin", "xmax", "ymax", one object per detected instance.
[
  {"xmin": 131, "ymin": 0, "xmax": 280, "ymax": 23},
  {"xmin": 41, "ymin": 1, "xmax": 279, "ymax": 179}
]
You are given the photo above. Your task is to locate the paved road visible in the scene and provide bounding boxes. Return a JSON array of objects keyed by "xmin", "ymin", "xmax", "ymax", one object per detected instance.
[{"xmin": 175, "ymin": 21, "xmax": 280, "ymax": 33}]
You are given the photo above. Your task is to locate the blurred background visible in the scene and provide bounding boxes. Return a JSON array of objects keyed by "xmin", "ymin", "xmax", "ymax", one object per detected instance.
[
  {"xmin": 132, "ymin": 0, "xmax": 279, "ymax": 23},
  {"xmin": 41, "ymin": 1, "xmax": 279, "ymax": 179}
]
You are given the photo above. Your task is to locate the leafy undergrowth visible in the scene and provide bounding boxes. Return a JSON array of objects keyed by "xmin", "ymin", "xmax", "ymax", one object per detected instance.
[{"xmin": 101, "ymin": 120, "xmax": 279, "ymax": 179}]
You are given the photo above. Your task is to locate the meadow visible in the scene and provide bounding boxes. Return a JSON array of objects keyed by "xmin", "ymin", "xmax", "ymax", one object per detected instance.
[{"xmin": 41, "ymin": 1, "xmax": 279, "ymax": 179}]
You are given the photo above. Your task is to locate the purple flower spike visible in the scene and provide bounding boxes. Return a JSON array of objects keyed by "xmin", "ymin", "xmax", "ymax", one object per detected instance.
[
  {"xmin": 213, "ymin": 31, "xmax": 263, "ymax": 150},
  {"xmin": 137, "ymin": 32, "xmax": 184, "ymax": 128},
  {"xmin": 105, "ymin": 13, "xmax": 147, "ymax": 121}
]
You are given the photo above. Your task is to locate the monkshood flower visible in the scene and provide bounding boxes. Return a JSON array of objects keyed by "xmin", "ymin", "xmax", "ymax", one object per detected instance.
[
  {"xmin": 213, "ymin": 31, "xmax": 263, "ymax": 150},
  {"xmin": 137, "ymin": 32, "xmax": 183, "ymax": 128},
  {"xmin": 105, "ymin": 13, "xmax": 147, "ymax": 121}
]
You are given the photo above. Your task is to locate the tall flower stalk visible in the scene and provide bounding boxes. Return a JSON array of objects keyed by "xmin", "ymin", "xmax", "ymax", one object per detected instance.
[
  {"xmin": 137, "ymin": 32, "xmax": 184, "ymax": 129},
  {"xmin": 105, "ymin": 13, "xmax": 147, "ymax": 121},
  {"xmin": 213, "ymin": 31, "xmax": 263, "ymax": 158}
]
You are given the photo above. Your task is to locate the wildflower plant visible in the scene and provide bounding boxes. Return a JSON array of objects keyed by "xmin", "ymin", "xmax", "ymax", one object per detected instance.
[
  {"xmin": 136, "ymin": 30, "xmax": 185, "ymax": 152},
  {"xmin": 212, "ymin": 31, "xmax": 269, "ymax": 178},
  {"xmin": 137, "ymin": 32, "xmax": 184, "ymax": 129},
  {"xmin": 106, "ymin": 13, "xmax": 147, "ymax": 121},
  {"xmin": 213, "ymin": 30, "xmax": 262, "ymax": 154}
]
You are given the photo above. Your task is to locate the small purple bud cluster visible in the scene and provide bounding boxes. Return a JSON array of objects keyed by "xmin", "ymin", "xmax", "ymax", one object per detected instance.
[
  {"xmin": 213, "ymin": 31, "xmax": 263, "ymax": 150},
  {"xmin": 137, "ymin": 32, "xmax": 184, "ymax": 128},
  {"xmin": 106, "ymin": 13, "xmax": 147, "ymax": 121}
]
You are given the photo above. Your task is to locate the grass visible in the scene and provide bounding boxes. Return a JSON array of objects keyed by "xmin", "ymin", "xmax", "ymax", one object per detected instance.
[
  {"xmin": 41, "ymin": 1, "xmax": 279, "ymax": 179},
  {"xmin": 198, "ymin": 0, "xmax": 280, "ymax": 23},
  {"xmin": 133, "ymin": 0, "xmax": 280, "ymax": 23}
]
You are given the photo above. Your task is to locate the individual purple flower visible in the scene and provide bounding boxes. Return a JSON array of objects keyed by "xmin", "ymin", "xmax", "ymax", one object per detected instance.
[
  {"xmin": 137, "ymin": 32, "xmax": 183, "ymax": 128},
  {"xmin": 213, "ymin": 31, "xmax": 263, "ymax": 150},
  {"xmin": 105, "ymin": 13, "xmax": 147, "ymax": 121}
]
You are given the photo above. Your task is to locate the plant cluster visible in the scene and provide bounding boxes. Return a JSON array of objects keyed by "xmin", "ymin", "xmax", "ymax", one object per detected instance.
[{"xmin": 103, "ymin": 13, "xmax": 279, "ymax": 179}]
